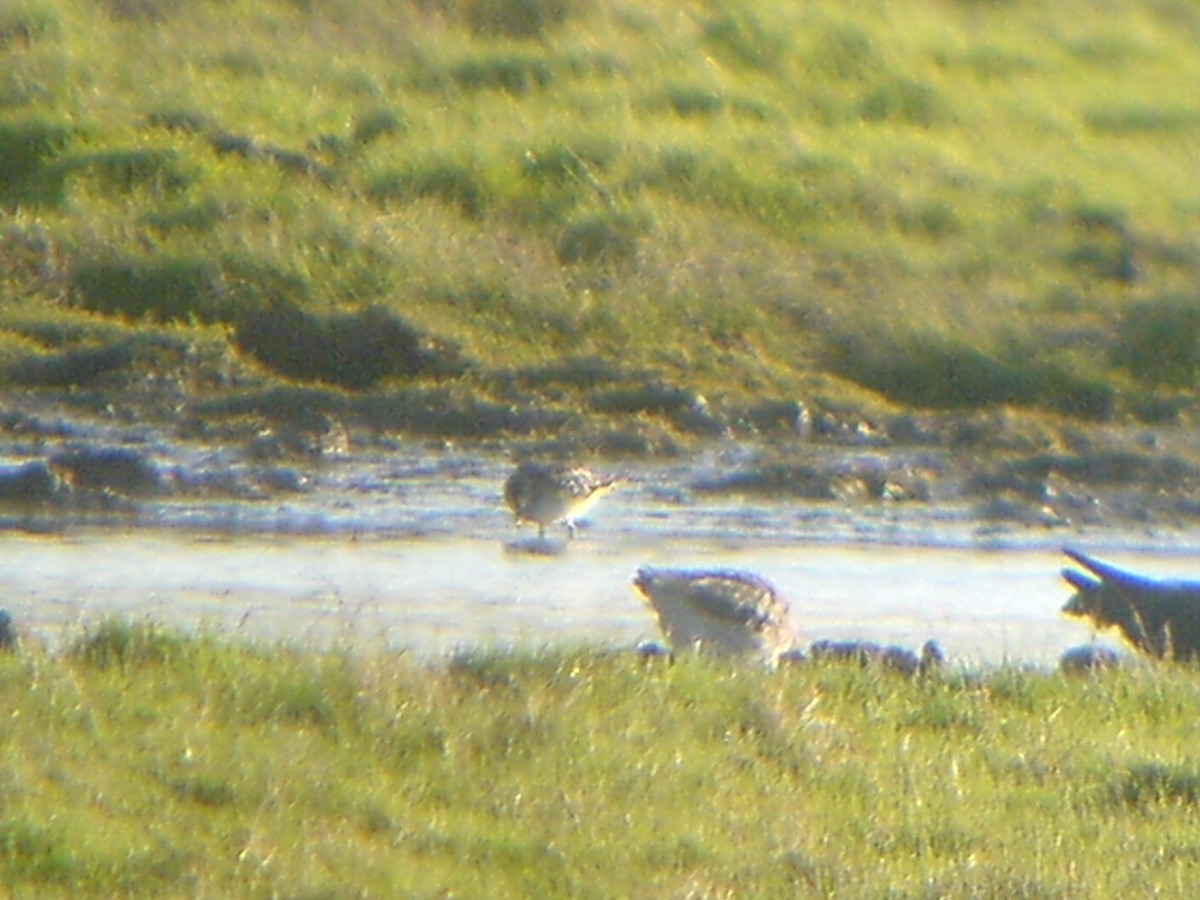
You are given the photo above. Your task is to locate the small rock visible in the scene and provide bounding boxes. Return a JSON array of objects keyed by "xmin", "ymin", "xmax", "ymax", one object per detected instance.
[
  {"xmin": 0, "ymin": 460, "xmax": 66, "ymax": 504},
  {"xmin": 1058, "ymin": 644, "xmax": 1122, "ymax": 674},
  {"xmin": 635, "ymin": 641, "xmax": 671, "ymax": 661},
  {"xmin": 777, "ymin": 647, "xmax": 808, "ymax": 666},
  {"xmin": 51, "ymin": 446, "xmax": 163, "ymax": 496},
  {"xmin": 809, "ymin": 638, "xmax": 944, "ymax": 676}
]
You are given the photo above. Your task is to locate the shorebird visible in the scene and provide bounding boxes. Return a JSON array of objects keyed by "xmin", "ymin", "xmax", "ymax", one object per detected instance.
[
  {"xmin": 503, "ymin": 461, "xmax": 618, "ymax": 541},
  {"xmin": 1061, "ymin": 547, "xmax": 1200, "ymax": 661},
  {"xmin": 631, "ymin": 567, "xmax": 798, "ymax": 664}
]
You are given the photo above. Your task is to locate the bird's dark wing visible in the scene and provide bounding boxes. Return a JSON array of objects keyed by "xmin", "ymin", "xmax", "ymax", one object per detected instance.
[
  {"xmin": 1061, "ymin": 567, "xmax": 1101, "ymax": 593},
  {"xmin": 1064, "ymin": 547, "xmax": 1200, "ymax": 596},
  {"xmin": 686, "ymin": 574, "xmax": 786, "ymax": 629},
  {"xmin": 1062, "ymin": 547, "xmax": 1158, "ymax": 592}
]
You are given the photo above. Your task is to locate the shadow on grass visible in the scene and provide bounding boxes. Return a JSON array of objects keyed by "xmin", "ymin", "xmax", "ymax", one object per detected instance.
[
  {"xmin": 8, "ymin": 342, "xmax": 137, "ymax": 388},
  {"xmin": 68, "ymin": 619, "xmax": 195, "ymax": 672},
  {"xmin": 822, "ymin": 333, "xmax": 1115, "ymax": 420},
  {"xmin": 235, "ymin": 303, "xmax": 465, "ymax": 390},
  {"xmin": 67, "ymin": 253, "xmax": 466, "ymax": 390},
  {"xmin": 1112, "ymin": 761, "xmax": 1200, "ymax": 809},
  {"xmin": 61, "ymin": 148, "xmax": 192, "ymax": 194},
  {"xmin": 367, "ymin": 162, "xmax": 487, "ymax": 218},
  {"xmin": 451, "ymin": 54, "xmax": 554, "ymax": 95},
  {"xmin": 72, "ymin": 257, "xmax": 226, "ymax": 323},
  {"xmin": 1115, "ymin": 296, "xmax": 1200, "ymax": 388},
  {"xmin": 556, "ymin": 212, "xmax": 641, "ymax": 266},
  {"xmin": 462, "ymin": 0, "xmax": 580, "ymax": 39},
  {"xmin": 196, "ymin": 383, "xmax": 571, "ymax": 438},
  {"xmin": 0, "ymin": 120, "xmax": 74, "ymax": 208}
]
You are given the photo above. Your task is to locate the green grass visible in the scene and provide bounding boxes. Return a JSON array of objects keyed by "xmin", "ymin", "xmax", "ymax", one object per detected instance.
[
  {"xmin": 1, "ymin": 620, "xmax": 1200, "ymax": 896},
  {"xmin": 1, "ymin": 0, "xmax": 1199, "ymax": 445}
]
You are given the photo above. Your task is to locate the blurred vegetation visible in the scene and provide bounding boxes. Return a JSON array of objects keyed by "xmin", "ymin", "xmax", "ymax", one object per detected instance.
[
  {"xmin": 1, "ymin": 622, "xmax": 1200, "ymax": 895},
  {"xmin": 0, "ymin": 0, "xmax": 1198, "ymax": 448}
]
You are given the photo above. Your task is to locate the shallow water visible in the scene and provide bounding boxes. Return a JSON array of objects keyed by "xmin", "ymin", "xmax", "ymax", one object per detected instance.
[{"xmin": 4, "ymin": 448, "xmax": 1200, "ymax": 668}]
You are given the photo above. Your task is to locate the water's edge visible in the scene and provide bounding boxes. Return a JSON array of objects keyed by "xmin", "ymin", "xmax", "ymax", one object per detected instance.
[
  {"xmin": 5, "ymin": 521, "xmax": 1198, "ymax": 669},
  {"xmin": 3, "ymin": 424, "xmax": 1199, "ymax": 668}
]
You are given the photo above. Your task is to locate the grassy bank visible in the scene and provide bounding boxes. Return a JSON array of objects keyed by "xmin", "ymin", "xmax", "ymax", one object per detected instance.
[
  {"xmin": 0, "ymin": 0, "xmax": 1198, "ymax": 449},
  {"xmin": 1, "ymin": 621, "xmax": 1199, "ymax": 896}
]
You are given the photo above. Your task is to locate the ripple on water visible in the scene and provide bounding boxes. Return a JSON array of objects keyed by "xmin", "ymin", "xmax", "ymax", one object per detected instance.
[
  {"xmin": 0, "ymin": 523, "xmax": 1196, "ymax": 669},
  {"xmin": 0, "ymin": 442, "xmax": 1198, "ymax": 667}
]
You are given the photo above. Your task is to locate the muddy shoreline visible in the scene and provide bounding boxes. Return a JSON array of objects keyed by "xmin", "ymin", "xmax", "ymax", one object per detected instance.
[
  {"xmin": 1, "ymin": 392, "xmax": 1198, "ymax": 669},
  {"xmin": 1, "ymin": 389, "xmax": 1199, "ymax": 537}
]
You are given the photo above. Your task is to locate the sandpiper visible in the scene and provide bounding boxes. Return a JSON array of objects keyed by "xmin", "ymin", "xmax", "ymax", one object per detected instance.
[
  {"xmin": 503, "ymin": 461, "xmax": 618, "ymax": 541},
  {"xmin": 632, "ymin": 567, "xmax": 798, "ymax": 663}
]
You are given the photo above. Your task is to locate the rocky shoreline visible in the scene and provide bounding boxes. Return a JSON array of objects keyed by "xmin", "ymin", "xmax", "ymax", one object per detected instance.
[{"xmin": 1, "ymin": 387, "xmax": 1199, "ymax": 534}]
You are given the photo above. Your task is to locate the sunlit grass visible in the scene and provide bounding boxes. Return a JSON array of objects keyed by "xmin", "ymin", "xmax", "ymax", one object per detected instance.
[
  {"xmin": 1, "ymin": 0, "xmax": 1199, "ymax": 436},
  {"xmin": 3, "ymin": 621, "xmax": 1200, "ymax": 895}
]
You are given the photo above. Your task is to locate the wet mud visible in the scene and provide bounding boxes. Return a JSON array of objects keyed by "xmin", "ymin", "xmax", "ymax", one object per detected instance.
[{"xmin": 0, "ymin": 396, "xmax": 1197, "ymax": 667}]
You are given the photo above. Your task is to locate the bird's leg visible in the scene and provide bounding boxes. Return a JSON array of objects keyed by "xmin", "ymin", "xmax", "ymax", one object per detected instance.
[
  {"xmin": 565, "ymin": 520, "xmax": 577, "ymax": 541},
  {"xmin": 537, "ymin": 523, "xmax": 546, "ymax": 540}
]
